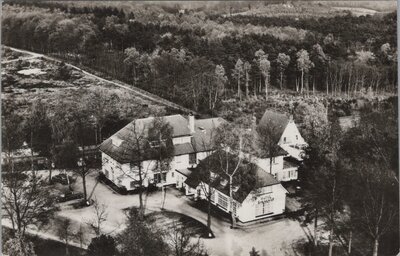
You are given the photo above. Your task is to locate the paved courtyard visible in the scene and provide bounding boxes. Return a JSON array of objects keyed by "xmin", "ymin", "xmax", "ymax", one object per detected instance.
[{"xmin": 58, "ymin": 171, "xmax": 313, "ymax": 256}]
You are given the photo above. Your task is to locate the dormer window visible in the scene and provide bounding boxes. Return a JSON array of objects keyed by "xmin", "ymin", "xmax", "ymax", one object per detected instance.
[
  {"xmin": 149, "ymin": 141, "xmax": 160, "ymax": 148},
  {"xmin": 149, "ymin": 139, "xmax": 166, "ymax": 148},
  {"xmin": 112, "ymin": 137, "xmax": 124, "ymax": 147},
  {"xmin": 198, "ymin": 127, "xmax": 206, "ymax": 134},
  {"xmin": 220, "ymin": 179, "xmax": 228, "ymax": 187}
]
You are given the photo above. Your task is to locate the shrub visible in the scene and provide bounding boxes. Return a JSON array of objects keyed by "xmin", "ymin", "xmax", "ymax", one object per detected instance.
[{"xmin": 87, "ymin": 235, "xmax": 117, "ymax": 256}]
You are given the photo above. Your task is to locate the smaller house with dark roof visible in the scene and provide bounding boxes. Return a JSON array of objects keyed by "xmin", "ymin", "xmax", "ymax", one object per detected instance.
[
  {"xmin": 256, "ymin": 110, "xmax": 307, "ymax": 182},
  {"xmin": 184, "ymin": 152, "xmax": 287, "ymax": 222},
  {"xmin": 99, "ymin": 114, "xmax": 225, "ymax": 191}
]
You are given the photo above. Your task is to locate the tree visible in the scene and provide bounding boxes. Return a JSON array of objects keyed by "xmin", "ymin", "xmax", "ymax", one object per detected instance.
[
  {"xmin": 86, "ymin": 198, "xmax": 108, "ymax": 236},
  {"xmin": 57, "ymin": 218, "xmax": 74, "ymax": 256},
  {"xmin": 258, "ymin": 55, "xmax": 270, "ymax": 98},
  {"xmin": 301, "ymin": 118, "xmax": 346, "ymax": 255},
  {"xmin": 341, "ymin": 106, "xmax": 398, "ymax": 256},
  {"xmin": 87, "ymin": 235, "xmax": 117, "ymax": 256},
  {"xmin": 233, "ymin": 58, "xmax": 244, "ymax": 100},
  {"xmin": 118, "ymin": 208, "xmax": 169, "ymax": 256},
  {"xmin": 55, "ymin": 62, "xmax": 72, "ymax": 80},
  {"xmin": 3, "ymin": 232, "xmax": 36, "ymax": 256},
  {"xmin": 73, "ymin": 108, "xmax": 95, "ymax": 203},
  {"xmin": 214, "ymin": 64, "xmax": 228, "ymax": 102},
  {"xmin": 2, "ymin": 109, "xmax": 24, "ymax": 170},
  {"xmin": 310, "ymin": 44, "xmax": 327, "ymax": 94},
  {"xmin": 249, "ymin": 247, "xmax": 260, "ymax": 256},
  {"xmin": 296, "ymin": 49, "xmax": 314, "ymax": 94},
  {"xmin": 190, "ymin": 121, "xmax": 220, "ymax": 237},
  {"xmin": 256, "ymin": 116, "xmax": 285, "ymax": 175},
  {"xmin": 124, "ymin": 47, "xmax": 141, "ymax": 85},
  {"xmin": 168, "ymin": 222, "xmax": 206, "ymax": 256},
  {"xmin": 276, "ymin": 53, "xmax": 290, "ymax": 90},
  {"xmin": 243, "ymin": 61, "xmax": 252, "ymax": 98},
  {"xmin": 213, "ymin": 121, "xmax": 253, "ymax": 228},
  {"xmin": 120, "ymin": 116, "xmax": 151, "ymax": 217},
  {"xmin": 85, "ymin": 89, "xmax": 119, "ymax": 144},
  {"xmin": 147, "ymin": 116, "xmax": 174, "ymax": 210},
  {"xmin": 26, "ymin": 99, "xmax": 53, "ymax": 158},
  {"xmin": 2, "ymin": 138, "xmax": 57, "ymax": 238}
]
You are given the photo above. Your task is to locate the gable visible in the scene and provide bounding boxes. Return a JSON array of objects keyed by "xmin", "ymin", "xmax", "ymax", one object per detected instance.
[{"xmin": 279, "ymin": 121, "xmax": 306, "ymax": 145}]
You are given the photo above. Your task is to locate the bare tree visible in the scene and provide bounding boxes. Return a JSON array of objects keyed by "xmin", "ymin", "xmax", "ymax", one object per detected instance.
[
  {"xmin": 190, "ymin": 123, "xmax": 219, "ymax": 237},
  {"xmin": 86, "ymin": 198, "xmax": 108, "ymax": 236},
  {"xmin": 213, "ymin": 121, "xmax": 253, "ymax": 228},
  {"xmin": 2, "ymin": 174, "xmax": 57, "ymax": 236},
  {"xmin": 57, "ymin": 218, "xmax": 74, "ymax": 256},
  {"xmin": 74, "ymin": 224, "xmax": 87, "ymax": 249},
  {"xmin": 147, "ymin": 116, "xmax": 174, "ymax": 210},
  {"xmin": 256, "ymin": 117, "xmax": 284, "ymax": 175},
  {"xmin": 168, "ymin": 222, "xmax": 206, "ymax": 256}
]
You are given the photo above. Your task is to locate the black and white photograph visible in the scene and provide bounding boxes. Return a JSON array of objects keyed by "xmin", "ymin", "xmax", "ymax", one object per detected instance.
[{"xmin": 1, "ymin": 0, "xmax": 398, "ymax": 255}]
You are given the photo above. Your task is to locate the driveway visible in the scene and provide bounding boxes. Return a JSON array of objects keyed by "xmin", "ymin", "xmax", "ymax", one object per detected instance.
[{"xmin": 59, "ymin": 171, "xmax": 312, "ymax": 256}]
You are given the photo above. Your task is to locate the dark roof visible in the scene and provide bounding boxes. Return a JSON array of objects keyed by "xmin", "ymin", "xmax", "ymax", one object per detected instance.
[
  {"xmin": 184, "ymin": 175, "xmax": 201, "ymax": 188},
  {"xmin": 258, "ymin": 110, "xmax": 290, "ymax": 141},
  {"xmin": 174, "ymin": 143, "xmax": 194, "ymax": 156},
  {"xmin": 192, "ymin": 117, "xmax": 226, "ymax": 152},
  {"xmin": 186, "ymin": 151, "xmax": 280, "ymax": 203},
  {"xmin": 176, "ymin": 168, "xmax": 193, "ymax": 177},
  {"xmin": 251, "ymin": 110, "xmax": 290, "ymax": 158},
  {"xmin": 99, "ymin": 115, "xmax": 226, "ymax": 164}
]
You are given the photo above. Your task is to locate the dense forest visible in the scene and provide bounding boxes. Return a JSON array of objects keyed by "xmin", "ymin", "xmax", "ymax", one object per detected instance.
[{"xmin": 1, "ymin": 1, "xmax": 397, "ymax": 115}]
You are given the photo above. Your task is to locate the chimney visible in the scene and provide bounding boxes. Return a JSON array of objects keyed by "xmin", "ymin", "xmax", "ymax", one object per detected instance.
[{"xmin": 188, "ymin": 114, "xmax": 195, "ymax": 134}]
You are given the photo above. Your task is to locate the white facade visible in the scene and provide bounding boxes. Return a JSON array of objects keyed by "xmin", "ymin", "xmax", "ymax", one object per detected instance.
[
  {"xmin": 101, "ymin": 149, "xmax": 212, "ymax": 191},
  {"xmin": 252, "ymin": 119, "xmax": 307, "ymax": 182},
  {"xmin": 278, "ymin": 120, "xmax": 307, "ymax": 162},
  {"xmin": 278, "ymin": 120, "xmax": 306, "ymax": 146},
  {"xmin": 193, "ymin": 181, "xmax": 287, "ymax": 222}
]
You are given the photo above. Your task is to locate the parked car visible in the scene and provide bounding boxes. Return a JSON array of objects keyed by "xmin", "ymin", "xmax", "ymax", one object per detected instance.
[
  {"xmin": 51, "ymin": 174, "xmax": 74, "ymax": 185},
  {"xmin": 57, "ymin": 191, "xmax": 83, "ymax": 203}
]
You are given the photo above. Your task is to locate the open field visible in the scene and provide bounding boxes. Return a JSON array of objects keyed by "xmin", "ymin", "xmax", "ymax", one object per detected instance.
[{"xmin": 1, "ymin": 46, "xmax": 177, "ymax": 120}]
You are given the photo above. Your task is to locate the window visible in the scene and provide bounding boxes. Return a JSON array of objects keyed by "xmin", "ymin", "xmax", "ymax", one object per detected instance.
[
  {"xmin": 256, "ymin": 200, "xmax": 273, "ymax": 217},
  {"xmin": 171, "ymin": 171, "xmax": 174, "ymax": 178},
  {"xmin": 189, "ymin": 153, "xmax": 197, "ymax": 165},
  {"xmin": 283, "ymin": 137, "xmax": 286, "ymax": 143},
  {"xmin": 149, "ymin": 139, "xmax": 166, "ymax": 148},
  {"xmin": 218, "ymin": 193, "xmax": 228, "ymax": 210},
  {"xmin": 105, "ymin": 170, "xmax": 109, "ymax": 179},
  {"xmin": 154, "ymin": 172, "xmax": 167, "ymax": 184},
  {"xmin": 149, "ymin": 141, "xmax": 160, "ymax": 148},
  {"xmin": 296, "ymin": 135, "xmax": 298, "ymax": 140}
]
